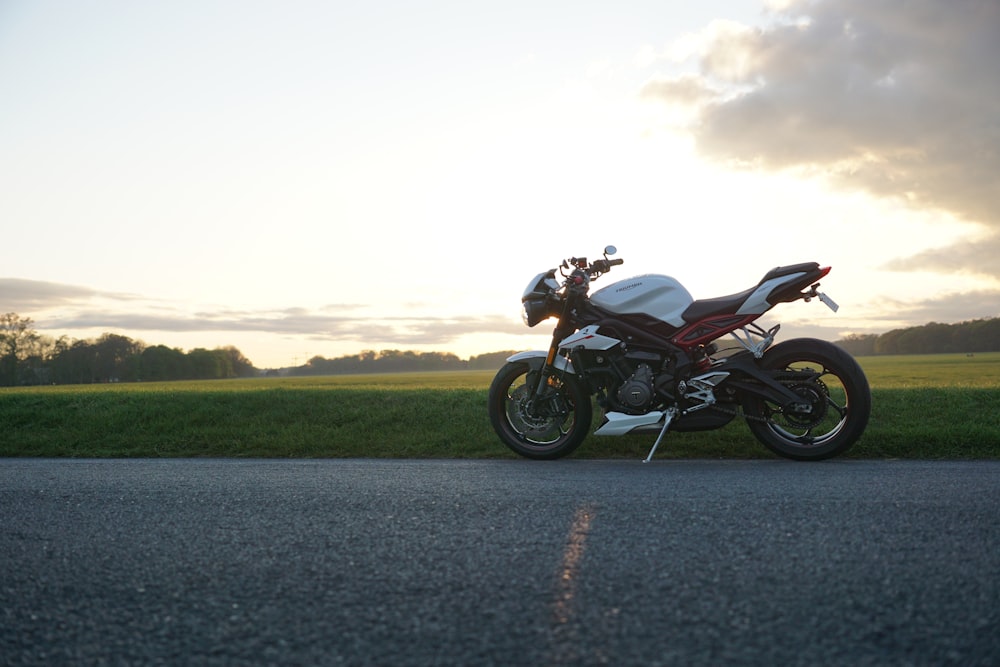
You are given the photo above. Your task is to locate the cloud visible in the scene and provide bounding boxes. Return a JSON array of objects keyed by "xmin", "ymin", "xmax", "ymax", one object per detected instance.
[
  {"xmin": 642, "ymin": 0, "xmax": 1000, "ymax": 277},
  {"xmin": 883, "ymin": 237, "xmax": 1000, "ymax": 276},
  {"xmin": 0, "ymin": 278, "xmax": 138, "ymax": 310},
  {"xmin": 46, "ymin": 309, "xmax": 523, "ymax": 346},
  {"xmin": 639, "ymin": 74, "xmax": 719, "ymax": 108},
  {"xmin": 866, "ymin": 290, "xmax": 1000, "ymax": 324},
  {"xmin": 4, "ymin": 278, "xmax": 522, "ymax": 346}
]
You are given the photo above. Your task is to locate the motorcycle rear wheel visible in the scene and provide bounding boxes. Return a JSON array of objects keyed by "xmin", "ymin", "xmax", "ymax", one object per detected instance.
[
  {"xmin": 742, "ymin": 338, "xmax": 871, "ymax": 461},
  {"xmin": 488, "ymin": 361, "xmax": 592, "ymax": 460}
]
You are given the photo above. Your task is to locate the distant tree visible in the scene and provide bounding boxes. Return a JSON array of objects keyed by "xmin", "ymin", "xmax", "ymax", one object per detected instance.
[
  {"xmin": 375, "ymin": 350, "xmax": 410, "ymax": 373},
  {"xmin": 19, "ymin": 334, "xmax": 59, "ymax": 385},
  {"xmin": 0, "ymin": 313, "xmax": 40, "ymax": 385},
  {"xmin": 873, "ymin": 328, "xmax": 904, "ymax": 355},
  {"xmin": 0, "ymin": 313, "xmax": 263, "ymax": 385},
  {"xmin": 49, "ymin": 339, "xmax": 98, "ymax": 384},
  {"xmin": 832, "ymin": 335, "xmax": 877, "ymax": 357},
  {"xmin": 468, "ymin": 351, "xmax": 518, "ymax": 370},
  {"xmin": 971, "ymin": 318, "xmax": 1000, "ymax": 351},
  {"xmin": 186, "ymin": 348, "xmax": 223, "ymax": 379},
  {"xmin": 140, "ymin": 345, "xmax": 187, "ymax": 381},
  {"xmin": 291, "ymin": 349, "xmax": 474, "ymax": 375},
  {"xmin": 838, "ymin": 316, "xmax": 1000, "ymax": 356},
  {"xmin": 217, "ymin": 346, "xmax": 256, "ymax": 377},
  {"xmin": 93, "ymin": 333, "xmax": 144, "ymax": 382}
]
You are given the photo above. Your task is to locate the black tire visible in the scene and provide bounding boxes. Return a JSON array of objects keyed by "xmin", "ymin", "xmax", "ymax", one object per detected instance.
[
  {"xmin": 742, "ymin": 338, "xmax": 871, "ymax": 461},
  {"xmin": 487, "ymin": 361, "xmax": 592, "ymax": 460}
]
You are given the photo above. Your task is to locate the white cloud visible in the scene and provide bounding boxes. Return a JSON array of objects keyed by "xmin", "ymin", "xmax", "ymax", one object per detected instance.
[
  {"xmin": 0, "ymin": 278, "xmax": 138, "ymax": 310},
  {"xmin": 641, "ymin": 0, "xmax": 1000, "ymax": 278},
  {"xmin": 1, "ymin": 277, "xmax": 523, "ymax": 352}
]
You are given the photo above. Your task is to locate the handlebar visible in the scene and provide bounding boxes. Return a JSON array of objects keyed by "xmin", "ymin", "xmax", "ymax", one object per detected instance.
[
  {"xmin": 590, "ymin": 258, "xmax": 624, "ymax": 274},
  {"xmin": 560, "ymin": 253, "xmax": 624, "ymax": 287}
]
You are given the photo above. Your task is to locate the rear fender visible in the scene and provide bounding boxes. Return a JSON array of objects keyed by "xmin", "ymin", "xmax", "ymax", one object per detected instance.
[{"xmin": 735, "ymin": 273, "xmax": 807, "ymax": 316}]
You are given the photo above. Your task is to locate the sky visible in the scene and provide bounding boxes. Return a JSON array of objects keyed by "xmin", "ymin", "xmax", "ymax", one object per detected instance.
[{"xmin": 1, "ymin": 0, "xmax": 998, "ymax": 368}]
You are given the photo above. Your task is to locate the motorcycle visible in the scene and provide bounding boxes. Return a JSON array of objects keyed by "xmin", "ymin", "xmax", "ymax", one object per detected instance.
[{"xmin": 488, "ymin": 246, "xmax": 871, "ymax": 462}]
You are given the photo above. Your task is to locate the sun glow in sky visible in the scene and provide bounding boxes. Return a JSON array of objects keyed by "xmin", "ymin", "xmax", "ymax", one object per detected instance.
[{"xmin": 1, "ymin": 0, "xmax": 998, "ymax": 368}]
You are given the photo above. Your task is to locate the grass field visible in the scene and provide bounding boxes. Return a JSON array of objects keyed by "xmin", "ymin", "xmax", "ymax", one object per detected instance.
[{"xmin": 1, "ymin": 353, "xmax": 998, "ymax": 459}]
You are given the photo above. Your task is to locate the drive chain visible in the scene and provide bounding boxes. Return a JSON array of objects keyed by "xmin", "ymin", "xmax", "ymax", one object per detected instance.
[{"xmin": 709, "ymin": 403, "xmax": 771, "ymax": 424}]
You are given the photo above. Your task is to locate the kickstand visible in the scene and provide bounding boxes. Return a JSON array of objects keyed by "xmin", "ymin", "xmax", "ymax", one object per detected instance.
[{"xmin": 643, "ymin": 408, "xmax": 678, "ymax": 463}]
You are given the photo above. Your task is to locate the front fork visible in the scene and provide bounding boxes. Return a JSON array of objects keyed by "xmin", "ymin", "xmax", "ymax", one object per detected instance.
[
  {"xmin": 532, "ymin": 313, "xmax": 577, "ymax": 398},
  {"xmin": 533, "ymin": 342, "xmax": 560, "ymax": 396},
  {"xmin": 528, "ymin": 316, "xmax": 576, "ymax": 411}
]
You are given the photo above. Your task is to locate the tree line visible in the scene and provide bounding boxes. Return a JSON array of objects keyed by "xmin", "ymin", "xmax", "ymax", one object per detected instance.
[
  {"xmin": 297, "ymin": 317, "xmax": 1000, "ymax": 374},
  {"xmin": 834, "ymin": 317, "xmax": 1000, "ymax": 356},
  {"xmin": 0, "ymin": 312, "xmax": 514, "ymax": 386},
  {"xmin": 6, "ymin": 309, "xmax": 998, "ymax": 386},
  {"xmin": 289, "ymin": 350, "xmax": 516, "ymax": 376},
  {"xmin": 0, "ymin": 313, "xmax": 256, "ymax": 386}
]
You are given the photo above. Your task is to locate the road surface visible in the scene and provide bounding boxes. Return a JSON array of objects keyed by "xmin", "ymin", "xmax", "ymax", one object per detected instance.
[{"xmin": 2, "ymin": 459, "xmax": 998, "ymax": 665}]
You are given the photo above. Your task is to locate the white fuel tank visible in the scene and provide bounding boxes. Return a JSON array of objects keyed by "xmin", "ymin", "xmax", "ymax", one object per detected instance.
[{"xmin": 590, "ymin": 274, "xmax": 693, "ymax": 327}]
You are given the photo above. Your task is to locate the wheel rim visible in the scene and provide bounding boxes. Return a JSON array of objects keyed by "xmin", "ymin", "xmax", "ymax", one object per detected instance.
[
  {"xmin": 761, "ymin": 363, "xmax": 850, "ymax": 448},
  {"xmin": 503, "ymin": 374, "xmax": 576, "ymax": 446}
]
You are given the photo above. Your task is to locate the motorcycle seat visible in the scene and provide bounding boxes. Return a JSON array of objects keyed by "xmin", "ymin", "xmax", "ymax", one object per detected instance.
[
  {"xmin": 681, "ymin": 262, "xmax": 820, "ymax": 323},
  {"xmin": 760, "ymin": 262, "xmax": 820, "ymax": 283},
  {"xmin": 681, "ymin": 287, "xmax": 757, "ymax": 323}
]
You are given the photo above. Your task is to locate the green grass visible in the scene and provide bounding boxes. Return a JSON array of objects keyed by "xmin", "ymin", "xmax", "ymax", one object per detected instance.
[
  {"xmin": 0, "ymin": 386, "xmax": 500, "ymax": 459},
  {"xmin": 857, "ymin": 352, "xmax": 1000, "ymax": 388},
  {"xmin": 1, "ymin": 353, "xmax": 998, "ymax": 459}
]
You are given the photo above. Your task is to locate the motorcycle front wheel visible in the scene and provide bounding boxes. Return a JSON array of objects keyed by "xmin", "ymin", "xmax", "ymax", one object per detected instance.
[
  {"xmin": 742, "ymin": 338, "xmax": 871, "ymax": 461},
  {"xmin": 487, "ymin": 361, "xmax": 592, "ymax": 460}
]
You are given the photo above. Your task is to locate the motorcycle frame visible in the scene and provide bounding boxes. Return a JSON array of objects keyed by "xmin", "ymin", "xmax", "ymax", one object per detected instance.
[
  {"xmin": 517, "ymin": 272, "xmax": 821, "ymax": 416},
  {"xmin": 502, "ymin": 253, "xmax": 851, "ymax": 462}
]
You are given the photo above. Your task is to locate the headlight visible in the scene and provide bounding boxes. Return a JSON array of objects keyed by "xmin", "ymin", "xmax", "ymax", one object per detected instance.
[
  {"xmin": 522, "ymin": 298, "xmax": 550, "ymax": 327},
  {"xmin": 520, "ymin": 270, "xmax": 561, "ymax": 327},
  {"xmin": 522, "ymin": 271, "xmax": 554, "ymax": 299}
]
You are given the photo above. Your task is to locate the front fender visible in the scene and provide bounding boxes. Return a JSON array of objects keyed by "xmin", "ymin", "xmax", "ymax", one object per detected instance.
[{"xmin": 506, "ymin": 350, "xmax": 576, "ymax": 375}]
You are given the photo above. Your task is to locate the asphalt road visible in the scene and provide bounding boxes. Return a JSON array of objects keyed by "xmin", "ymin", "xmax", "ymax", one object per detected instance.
[{"xmin": 1, "ymin": 458, "xmax": 998, "ymax": 666}]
